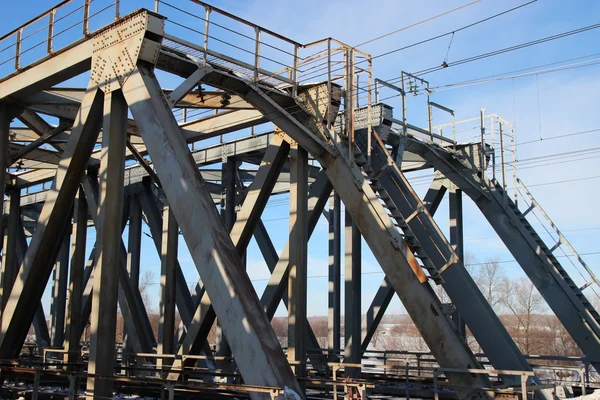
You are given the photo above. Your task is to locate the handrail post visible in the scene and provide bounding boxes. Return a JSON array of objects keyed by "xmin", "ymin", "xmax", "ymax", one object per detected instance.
[
  {"xmin": 400, "ymin": 71, "xmax": 407, "ymax": 138},
  {"xmin": 15, "ymin": 28, "xmax": 23, "ymax": 70},
  {"xmin": 292, "ymin": 45, "xmax": 299, "ymax": 98},
  {"xmin": 327, "ymin": 38, "xmax": 332, "ymax": 135},
  {"xmin": 427, "ymin": 88, "xmax": 433, "ymax": 143},
  {"xmin": 115, "ymin": 0, "xmax": 120, "ymax": 19},
  {"xmin": 479, "ymin": 108, "xmax": 486, "ymax": 175},
  {"xmin": 47, "ymin": 8, "xmax": 56, "ymax": 55},
  {"xmin": 491, "ymin": 117, "xmax": 496, "ymax": 182},
  {"xmin": 154, "ymin": 0, "xmax": 159, "ymax": 12},
  {"xmin": 367, "ymin": 57, "xmax": 373, "ymax": 163},
  {"xmin": 405, "ymin": 360, "xmax": 410, "ymax": 400},
  {"xmin": 346, "ymin": 48, "xmax": 355, "ymax": 163},
  {"xmin": 203, "ymin": 6, "xmax": 211, "ymax": 66},
  {"xmin": 451, "ymin": 112, "xmax": 456, "ymax": 150},
  {"xmin": 499, "ymin": 121, "xmax": 507, "ymax": 208},
  {"xmin": 254, "ymin": 27, "xmax": 261, "ymax": 83},
  {"xmin": 83, "ymin": 0, "xmax": 91, "ymax": 36},
  {"xmin": 433, "ymin": 370, "xmax": 439, "ymax": 400},
  {"xmin": 511, "ymin": 123, "xmax": 518, "ymax": 206}
]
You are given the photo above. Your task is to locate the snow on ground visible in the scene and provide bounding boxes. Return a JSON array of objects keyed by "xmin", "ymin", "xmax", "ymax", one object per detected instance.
[{"xmin": 573, "ymin": 390, "xmax": 600, "ymax": 400}]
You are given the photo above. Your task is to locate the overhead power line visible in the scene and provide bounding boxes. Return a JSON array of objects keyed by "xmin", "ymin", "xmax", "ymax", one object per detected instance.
[
  {"xmin": 371, "ymin": 1, "xmax": 538, "ymax": 62},
  {"xmin": 354, "ymin": 0, "xmax": 481, "ymax": 48},
  {"xmin": 298, "ymin": 1, "xmax": 537, "ymax": 84}
]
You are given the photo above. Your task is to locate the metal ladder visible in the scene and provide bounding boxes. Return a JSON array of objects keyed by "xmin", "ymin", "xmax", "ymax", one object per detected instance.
[
  {"xmin": 406, "ymin": 135, "xmax": 600, "ymax": 368},
  {"xmin": 351, "ymin": 130, "xmax": 458, "ymax": 285},
  {"xmin": 503, "ymin": 181, "xmax": 600, "ymax": 330}
]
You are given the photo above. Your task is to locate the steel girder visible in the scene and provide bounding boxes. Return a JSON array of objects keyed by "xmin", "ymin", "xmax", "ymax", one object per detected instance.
[
  {"xmin": 122, "ymin": 64, "xmax": 301, "ymax": 394},
  {"xmin": 0, "ymin": 84, "xmax": 104, "ymax": 357},
  {"xmin": 360, "ymin": 179, "xmax": 446, "ymax": 352},
  {"xmin": 86, "ymin": 90, "xmax": 128, "ymax": 398},
  {"xmin": 198, "ymin": 69, "xmax": 492, "ymax": 398},
  {"xmin": 412, "ymin": 138, "xmax": 600, "ymax": 372}
]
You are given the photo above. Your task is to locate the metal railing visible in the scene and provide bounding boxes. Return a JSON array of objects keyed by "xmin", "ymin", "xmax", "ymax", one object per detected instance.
[
  {"xmin": 516, "ymin": 177, "xmax": 600, "ymax": 304},
  {"xmin": 0, "ymin": 0, "xmax": 122, "ymax": 77},
  {"xmin": 1, "ymin": 0, "xmax": 375, "ymax": 162},
  {"xmin": 433, "ymin": 368, "xmax": 541, "ymax": 400}
]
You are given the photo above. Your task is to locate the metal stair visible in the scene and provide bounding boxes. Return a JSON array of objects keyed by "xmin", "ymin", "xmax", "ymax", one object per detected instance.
[
  {"xmin": 351, "ymin": 138, "xmax": 456, "ymax": 284},
  {"xmin": 405, "ymin": 135, "xmax": 600, "ymax": 369},
  {"xmin": 348, "ymin": 127, "xmax": 558, "ymax": 394},
  {"xmin": 501, "ymin": 182, "xmax": 600, "ymax": 332}
]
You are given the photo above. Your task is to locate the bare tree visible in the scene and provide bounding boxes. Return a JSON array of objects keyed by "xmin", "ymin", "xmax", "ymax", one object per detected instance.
[
  {"xmin": 474, "ymin": 259, "xmax": 507, "ymax": 311},
  {"xmin": 138, "ymin": 269, "xmax": 155, "ymax": 313},
  {"xmin": 501, "ymin": 279, "xmax": 545, "ymax": 354},
  {"xmin": 463, "ymin": 250, "xmax": 477, "ymax": 276}
]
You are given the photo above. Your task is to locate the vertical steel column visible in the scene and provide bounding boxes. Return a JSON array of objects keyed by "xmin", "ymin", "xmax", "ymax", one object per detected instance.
[
  {"xmin": 158, "ymin": 205, "xmax": 177, "ymax": 368},
  {"xmin": 1, "ymin": 190, "xmax": 20, "ymax": 312},
  {"xmin": 124, "ymin": 65, "xmax": 301, "ymax": 393},
  {"xmin": 65, "ymin": 188, "xmax": 87, "ymax": 366},
  {"xmin": 123, "ymin": 195, "xmax": 142, "ymax": 356},
  {"xmin": 86, "ymin": 90, "xmax": 127, "ymax": 399},
  {"xmin": 448, "ymin": 186, "xmax": 466, "ymax": 338},
  {"xmin": 13, "ymin": 223, "xmax": 52, "ymax": 348},
  {"xmin": 327, "ymin": 192, "xmax": 341, "ymax": 361},
  {"xmin": 345, "ymin": 48, "xmax": 355, "ymax": 162},
  {"xmin": 50, "ymin": 231, "xmax": 70, "ymax": 347},
  {"xmin": 0, "ymin": 104, "xmax": 10, "ymax": 218},
  {"xmin": 216, "ymin": 156, "xmax": 235, "ymax": 376},
  {"xmin": 344, "ymin": 210, "xmax": 361, "ymax": 378},
  {"xmin": 0, "ymin": 86, "xmax": 103, "ymax": 359},
  {"xmin": 288, "ymin": 145, "xmax": 308, "ymax": 381}
]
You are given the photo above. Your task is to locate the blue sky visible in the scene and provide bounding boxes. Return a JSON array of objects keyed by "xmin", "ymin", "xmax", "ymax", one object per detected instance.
[{"xmin": 2, "ymin": 0, "xmax": 600, "ymax": 317}]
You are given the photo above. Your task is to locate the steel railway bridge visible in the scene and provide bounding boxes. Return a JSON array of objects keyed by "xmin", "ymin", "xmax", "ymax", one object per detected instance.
[{"xmin": 0, "ymin": 1, "xmax": 598, "ymax": 399}]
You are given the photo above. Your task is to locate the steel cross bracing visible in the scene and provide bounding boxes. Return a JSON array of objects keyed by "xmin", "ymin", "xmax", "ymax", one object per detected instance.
[
  {"xmin": 406, "ymin": 137, "xmax": 600, "ymax": 371},
  {"xmin": 0, "ymin": 4, "xmax": 596, "ymax": 400}
]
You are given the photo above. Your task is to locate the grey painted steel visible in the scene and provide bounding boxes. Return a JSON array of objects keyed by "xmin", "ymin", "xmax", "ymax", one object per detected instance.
[
  {"xmin": 64, "ymin": 188, "xmax": 87, "ymax": 365},
  {"xmin": 0, "ymin": 105, "xmax": 12, "ymax": 217},
  {"xmin": 86, "ymin": 90, "xmax": 128, "ymax": 399},
  {"xmin": 260, "ymin": 171, "xmax": 332, "ymax": 319},
  {"xmin": 136, "ymin": 183, "xmax": 214, "ymax": 373},
  {"xmin": 14, "ymin": 222, "xmax": 51, "ymax": 347},
  {"xmin": 254, "ymin": 220, "xmax": 278, "ymax": 269},
  {"xmin": 360, "ymin": 277, "xmax": 394, "ymax": 352},
  {"xmin": 122, "ymin": 65, "xmax": 301, "ymax": 393},
  {"xmin": 368, "ymin": 134, "xmax": 535, "ymax": 389},
  {"xmin": 0, "ymin": 85, "xmax": 104, "ymax": 358},
  {"xmin": 158, "ymin": 206, "xmax": 177, "ymax": 366},
  {"xmin": 360, "ymin": 179, "xmax": 445, "ymax": 352},
  {"xmin": 422, "ymin": 177, "xmax": 447, "ymax": 215},
  {"xmin": 222, "ymin": 76, "xmax": 492, "ymax": 397},
  {"xmin": 344, "ymin": 210, "xmax": 361, "ymax": 378},
  {"xmin": 137, "ymin": 183, "xmax": 198, "ymax": 330},
  {"xmin": 328, "ymin": 193, "xmax": 341, "ymax": 361},
  {"xmin": 288, "ymin": 146, "xmax": 308, "ymax": 380},
  {"xmin": 123, "ymin": 195, "xmax": 142, "ymax": 356},
  {"xmin": 81, "ymin": 177, "xmax": 155, "ymax": 356},
  {"xmin": 252, "ymin": 218, "xmax": 329, "ymax": 373},
  {"xmin": 230, "ymin": 134, "xmax": 290, "ymax": 252},
  {"xmin": 1, "ymin": 191, "xmax": 20, "ymax": 311},
  {"xmin": 216, "ymin": 156, "xmax": 235, "ymax": 375},
  {"xmin": 170, "ymin": 134, "xmax": 292, "ymax": 377},
  {"xmin": 50, "ymin": 232, "xmax": 70, "ymax": 347},
  {"xmin": 0, "ymin": 39, "xmax": 92, "ymax": 100},
  {"xmin": 413, "ymin": 137, "xmax": 600, "ymax": 373},
  {"xmin": 449, "ymin": 187, "xmax": 466, "ymax": 338}
]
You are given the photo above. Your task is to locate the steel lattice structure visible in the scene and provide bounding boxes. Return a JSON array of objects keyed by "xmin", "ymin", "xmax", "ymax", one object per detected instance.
[{"xmin": 0, "ymin": 2, "xmax": 598, "ymax": 399}]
